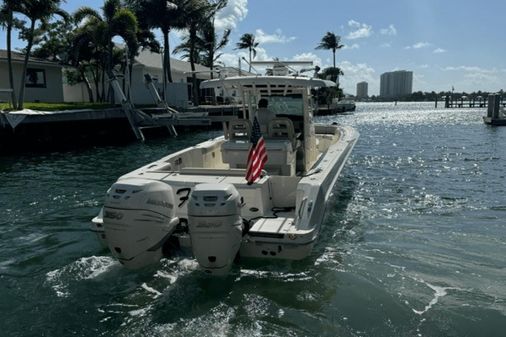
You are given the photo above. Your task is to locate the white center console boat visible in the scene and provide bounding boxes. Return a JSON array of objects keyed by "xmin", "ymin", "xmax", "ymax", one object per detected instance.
[{"xmin": 91, "ymin": 74, "xmax": 359, "ymax": 275}]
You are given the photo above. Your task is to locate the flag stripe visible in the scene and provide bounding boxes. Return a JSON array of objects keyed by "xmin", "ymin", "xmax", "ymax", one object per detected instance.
[{"xmin": 245, "ymin": 117, "xmax": 268, "ymax": 184}]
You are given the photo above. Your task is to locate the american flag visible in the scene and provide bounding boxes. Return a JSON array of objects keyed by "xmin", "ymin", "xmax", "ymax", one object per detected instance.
[{"xmin": 246, "ymin": 116, "xmax": 268, "ymax": 184}]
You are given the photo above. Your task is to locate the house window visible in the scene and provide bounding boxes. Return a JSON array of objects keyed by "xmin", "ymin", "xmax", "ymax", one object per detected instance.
[{"xmin": 25, "ymin": 68, "xmax": 46, "ymax": 88}]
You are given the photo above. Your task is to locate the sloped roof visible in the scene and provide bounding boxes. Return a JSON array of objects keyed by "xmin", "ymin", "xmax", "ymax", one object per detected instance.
[
  {"xmin": 135, "ymin": 49, "xmax": 211, "ymax": 75},
  {"xmin": 0, "ymin": 50, "xmax": 62, "ymax": 67}
]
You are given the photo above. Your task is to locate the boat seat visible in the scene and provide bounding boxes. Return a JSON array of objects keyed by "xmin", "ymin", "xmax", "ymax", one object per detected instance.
[
  {"xmin": 221, "ymin": 140, "xmax": 295, "ymax": 175},
  {"xmin": 227, "ymin": 119, "xmax": 251, "ymax": 140},
  {"xmin": 268, "ymin": 118, "xmax": 294, "ymax": 136},
  {"xmin": 267, "ymin": 118, "xmax": 300, "ymax": 149},
  {"xmin": 221, "ymin": 118, "xmax": 297, "ymax": 176},
  {"xmin": 221, "ymin": 119, "xmax": 252, "ymax": 169}
]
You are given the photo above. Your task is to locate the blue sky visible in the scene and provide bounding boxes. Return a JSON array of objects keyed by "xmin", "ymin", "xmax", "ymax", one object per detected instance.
[{"xmin": 3, "ymin": 0, "xmax": 506, "ymax": 95}]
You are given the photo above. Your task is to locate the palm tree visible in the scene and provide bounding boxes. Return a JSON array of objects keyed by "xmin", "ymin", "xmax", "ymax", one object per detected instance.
[
  {"xmin": 130, "ymin": 0, "xmax": 189, "ymax": 88},
  {"xmin": 175, "ymin": 0, "xmax": 225, "ymax": 105},
  {"xmin": 16, "ymin": 0, "xmax": 68, "ymax": 109},
  {"xmin": 198, "ymin": 0, "xmax": 228, "ymax": 78},
  {"xmin": 74, "ymin": 0, "xmax": 138, "ymax": 102},
  {"xmin": 32, "ymin": 18, "xmax": 74, "ymax": 61},
  {"xmin": 173, "ymin": 20, "xmax": 230, "ymax": 77},
  {"xmin": 180, "ymin": 0, "xmax": 211, "ymax": 106},
  {"xmin": 315, "ymin": 32, "xmax": 343, "ymax": 69},
  {"xmin": 236, "ymin": 33, "xmax": 259, "ymax": 72},
  {"xmin": 0, "ymin": 0, "xmax": 23, "ymax": 109},
  {"xmin": 318, "ymin": 66, "xmax": 344, "ymax": 83},
  {"xmin": 68, "ymin": 21, "xmax": 105, "ymax": 102},
  {"xmin": 199, "ymin": 20, "xmax": 230, "ymax": 78}
]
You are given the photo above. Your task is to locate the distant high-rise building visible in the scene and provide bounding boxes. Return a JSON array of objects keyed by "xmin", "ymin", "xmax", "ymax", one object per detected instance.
[
  {"xmin": 356, "ymin": 81, "xmax": 368, "ymax": 99},
  {"xmin": 380, "ymin": 70, "xmax": 413, "ymax": 99}
]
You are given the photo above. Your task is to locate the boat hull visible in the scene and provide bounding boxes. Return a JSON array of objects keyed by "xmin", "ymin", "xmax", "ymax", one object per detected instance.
[{"xmin": 91, "ymin": 124, "xmax": 359, "ymax": 265}]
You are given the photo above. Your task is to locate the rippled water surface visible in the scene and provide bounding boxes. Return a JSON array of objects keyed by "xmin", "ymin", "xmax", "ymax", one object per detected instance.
[{"xmin": 1, "ymin": 102, "xmax": 505, "ymax": 336}]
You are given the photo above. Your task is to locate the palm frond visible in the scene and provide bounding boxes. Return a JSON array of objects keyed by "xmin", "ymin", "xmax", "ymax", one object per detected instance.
[{"xmin": 74, "ymin": 7, "xmax": 102, "ymax": 24}]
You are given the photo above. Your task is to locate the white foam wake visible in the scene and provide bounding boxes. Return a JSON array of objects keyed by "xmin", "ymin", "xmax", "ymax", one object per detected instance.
[
  {"xmin": 411, "ymin": 277, "xmax": 462, "ymax": 315},
  {"xmin": 46, "ymin": 256, "xmax": 119, "ymax": 297}
]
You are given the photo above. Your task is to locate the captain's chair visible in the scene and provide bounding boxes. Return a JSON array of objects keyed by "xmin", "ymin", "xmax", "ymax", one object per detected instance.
[
  {"xmin": 227, "ymin": 119, "xmax": 251, "ymax": 140},
  {"xmin": 263, "ymin": 118, "xmax": 298, "ymax": 176},
  {"xmin": 268, "ymin": 118, "xmax": 298, "ymax": 148}
]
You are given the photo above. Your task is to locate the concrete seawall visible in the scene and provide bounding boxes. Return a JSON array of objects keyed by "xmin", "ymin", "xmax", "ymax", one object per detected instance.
[{"xmin": 0, "ymin": 106, "xmax": 241, "ymax": 154}]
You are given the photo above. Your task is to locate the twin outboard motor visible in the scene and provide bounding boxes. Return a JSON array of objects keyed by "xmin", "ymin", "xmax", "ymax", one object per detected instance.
[
  {"xmin": 188, "ymin": 184, "xmax": 243, "ymax": 275},
  {"xmin": 102, "ymin": 179, "xmax": 179, "ymax": 269}
]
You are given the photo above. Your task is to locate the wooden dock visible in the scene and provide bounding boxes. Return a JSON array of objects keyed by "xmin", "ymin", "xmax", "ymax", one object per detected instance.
[{"xmin": 443, "ymin": 95, "xmax": 506, "ymax": 108}]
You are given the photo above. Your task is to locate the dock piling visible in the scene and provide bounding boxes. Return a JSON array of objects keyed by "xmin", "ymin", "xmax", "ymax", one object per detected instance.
[
  {"xmin": 487, "ymin": 95, "xmax": 494, "ymax": 118},
  {"xmin": 491, "ymin": 94, "xmax": 501, "ymax": 119}
]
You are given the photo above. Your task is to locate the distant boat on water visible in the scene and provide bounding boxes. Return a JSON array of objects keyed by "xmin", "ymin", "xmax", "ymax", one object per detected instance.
[{"xmin": 316, "ymin": 98, "xmax": 356, "ymax": 115}]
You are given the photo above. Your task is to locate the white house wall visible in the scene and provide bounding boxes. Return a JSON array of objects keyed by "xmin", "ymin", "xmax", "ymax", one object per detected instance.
[
  {"xmin": 0, "ymin": 62, "xmax": 63, "ymax": 103},
  {"xmin": 130, "ymin": 65, "xmax": 192, "ymax": 107},
  {"xmin": 63, "ymin": 82, "xmax": 91, "ymax": 103},
  {"xmin": 129, "ymin": 65, "xmax": 162, "ymax": 105}
]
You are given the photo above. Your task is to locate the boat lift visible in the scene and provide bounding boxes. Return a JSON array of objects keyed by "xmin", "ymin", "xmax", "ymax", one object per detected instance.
[
  {"xmin": 108, "ymin": 72, "xmax": 241, "ymax": 141},
  {"xmin": 108, "ymin": 71, "xmax": 216, "ymax": 141},
  {"xmin": 108, "ymin": 72, "xmax": 179, "ymax": 141}
]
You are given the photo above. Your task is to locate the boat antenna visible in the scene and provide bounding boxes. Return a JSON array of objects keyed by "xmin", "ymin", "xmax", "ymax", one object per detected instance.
[{"xmin": 241, "ymin": 57, "xmax": 260, "ymax": 75}]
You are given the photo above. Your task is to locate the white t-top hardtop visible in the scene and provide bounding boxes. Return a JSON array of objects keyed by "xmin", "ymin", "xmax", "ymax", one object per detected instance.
[{"xmin": 200, "ymin": 76, "xmax": 336, "ymax": 90}]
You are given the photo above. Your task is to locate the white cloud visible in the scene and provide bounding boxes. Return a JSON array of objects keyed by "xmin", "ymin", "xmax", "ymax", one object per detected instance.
[
  {"xmin": 292, "ymin": 52, "xmax": 322, "ymax": 67},
  {"xmin": 419, "ymin": 64, "xmax": 429, "ymax": 69},
  {"xmin": 405, "ymin": 42, "xmax": 431, "ymax": 49},
  {"xmin": 441, "ymin": 65, "xmax": 506, "ymax": 90},
  {"xmin": 380, "ymin": 42, "xmax": 391, "ymax": 48},
  {"xmin": 290, "ymin": 52, "xmax": 323, "ymax": 73},
  {"xmin": 337, "ymin": 60, "xmax": 377, "ymax": 94},
  {"xmin": 343, "ymin": 43, "xmax": 360, "ymax": 50},
  {"xmin": 413, "ymin": 73, "xmax": 427, "ymax": 89},
  {"xmin": 218, "ymin": 51, "xmax": 247, "ymax": 68},
  {"xmin": 443, "ymin": 66, "xmax": 494, "ymax": 73},
  {"xmin": 218, "ymin": 46, "xmax": 270, "ymax": 72},
  {"xmin": 380, "ymin": 24, "xmax": 397, "ymax": 36},
  {"xmin": 215, "ymin": 0, "xmax": 248, "ymax": 31},
  {"xmin": 433, "ymin": 48, "xmax": 446, "ymax": 54},
  {"xmin": 255, "ymin": 29, "xmax": 296, "ymax": 44},
  {"xmin": 346, "ymin": 20, "xmax": 373, "ymax": 40}
]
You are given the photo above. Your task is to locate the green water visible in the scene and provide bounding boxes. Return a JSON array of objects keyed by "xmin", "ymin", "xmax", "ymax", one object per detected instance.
[{"xmin": 1, "ymin": 102, "xmax": 505, "ymax": 336}]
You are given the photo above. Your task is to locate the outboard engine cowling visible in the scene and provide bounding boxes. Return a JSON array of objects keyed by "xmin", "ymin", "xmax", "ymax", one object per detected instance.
[
  {"xmin": 103, "ymin": 178, "xmax": 179, "ymax": 269},
  {"xmin": 188, "ymin": 184, "xmax": 243, "ymax": 275}
]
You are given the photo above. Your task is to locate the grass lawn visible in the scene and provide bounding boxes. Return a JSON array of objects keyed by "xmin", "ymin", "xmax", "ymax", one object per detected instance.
[{"xmin": 0, "ymin": 102, "xmax": 120, "ymax": 112}]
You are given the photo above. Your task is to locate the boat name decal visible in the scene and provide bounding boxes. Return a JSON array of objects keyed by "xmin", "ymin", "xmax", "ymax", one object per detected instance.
[{"xmin": 176, "ymin": 187, "xmax": 192, "ymax": 207}]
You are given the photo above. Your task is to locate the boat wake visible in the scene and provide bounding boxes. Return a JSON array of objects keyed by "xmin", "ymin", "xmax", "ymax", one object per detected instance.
[
  {"xmin": 45, "ymin": 256, "xmax": 119, "ymax": 297},
  {"xmin": 410, "ymin": 277, "xmax": 463, "ymax": 315}
]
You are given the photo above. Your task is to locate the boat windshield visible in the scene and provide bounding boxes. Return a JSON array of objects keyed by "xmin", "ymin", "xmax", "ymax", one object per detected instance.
[{"xmin": 264, "ymin": 94, "xmax": 304, "ymax": 116}]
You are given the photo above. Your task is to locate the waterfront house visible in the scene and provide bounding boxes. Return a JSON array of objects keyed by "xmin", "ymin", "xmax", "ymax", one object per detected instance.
[
  {"xmin": 0, "ymin": 50, "xmax": 64, "ymax": 104},
  {"xmin": 130, "ymin": 50, "xmax": 212, "ymax": 107}
]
